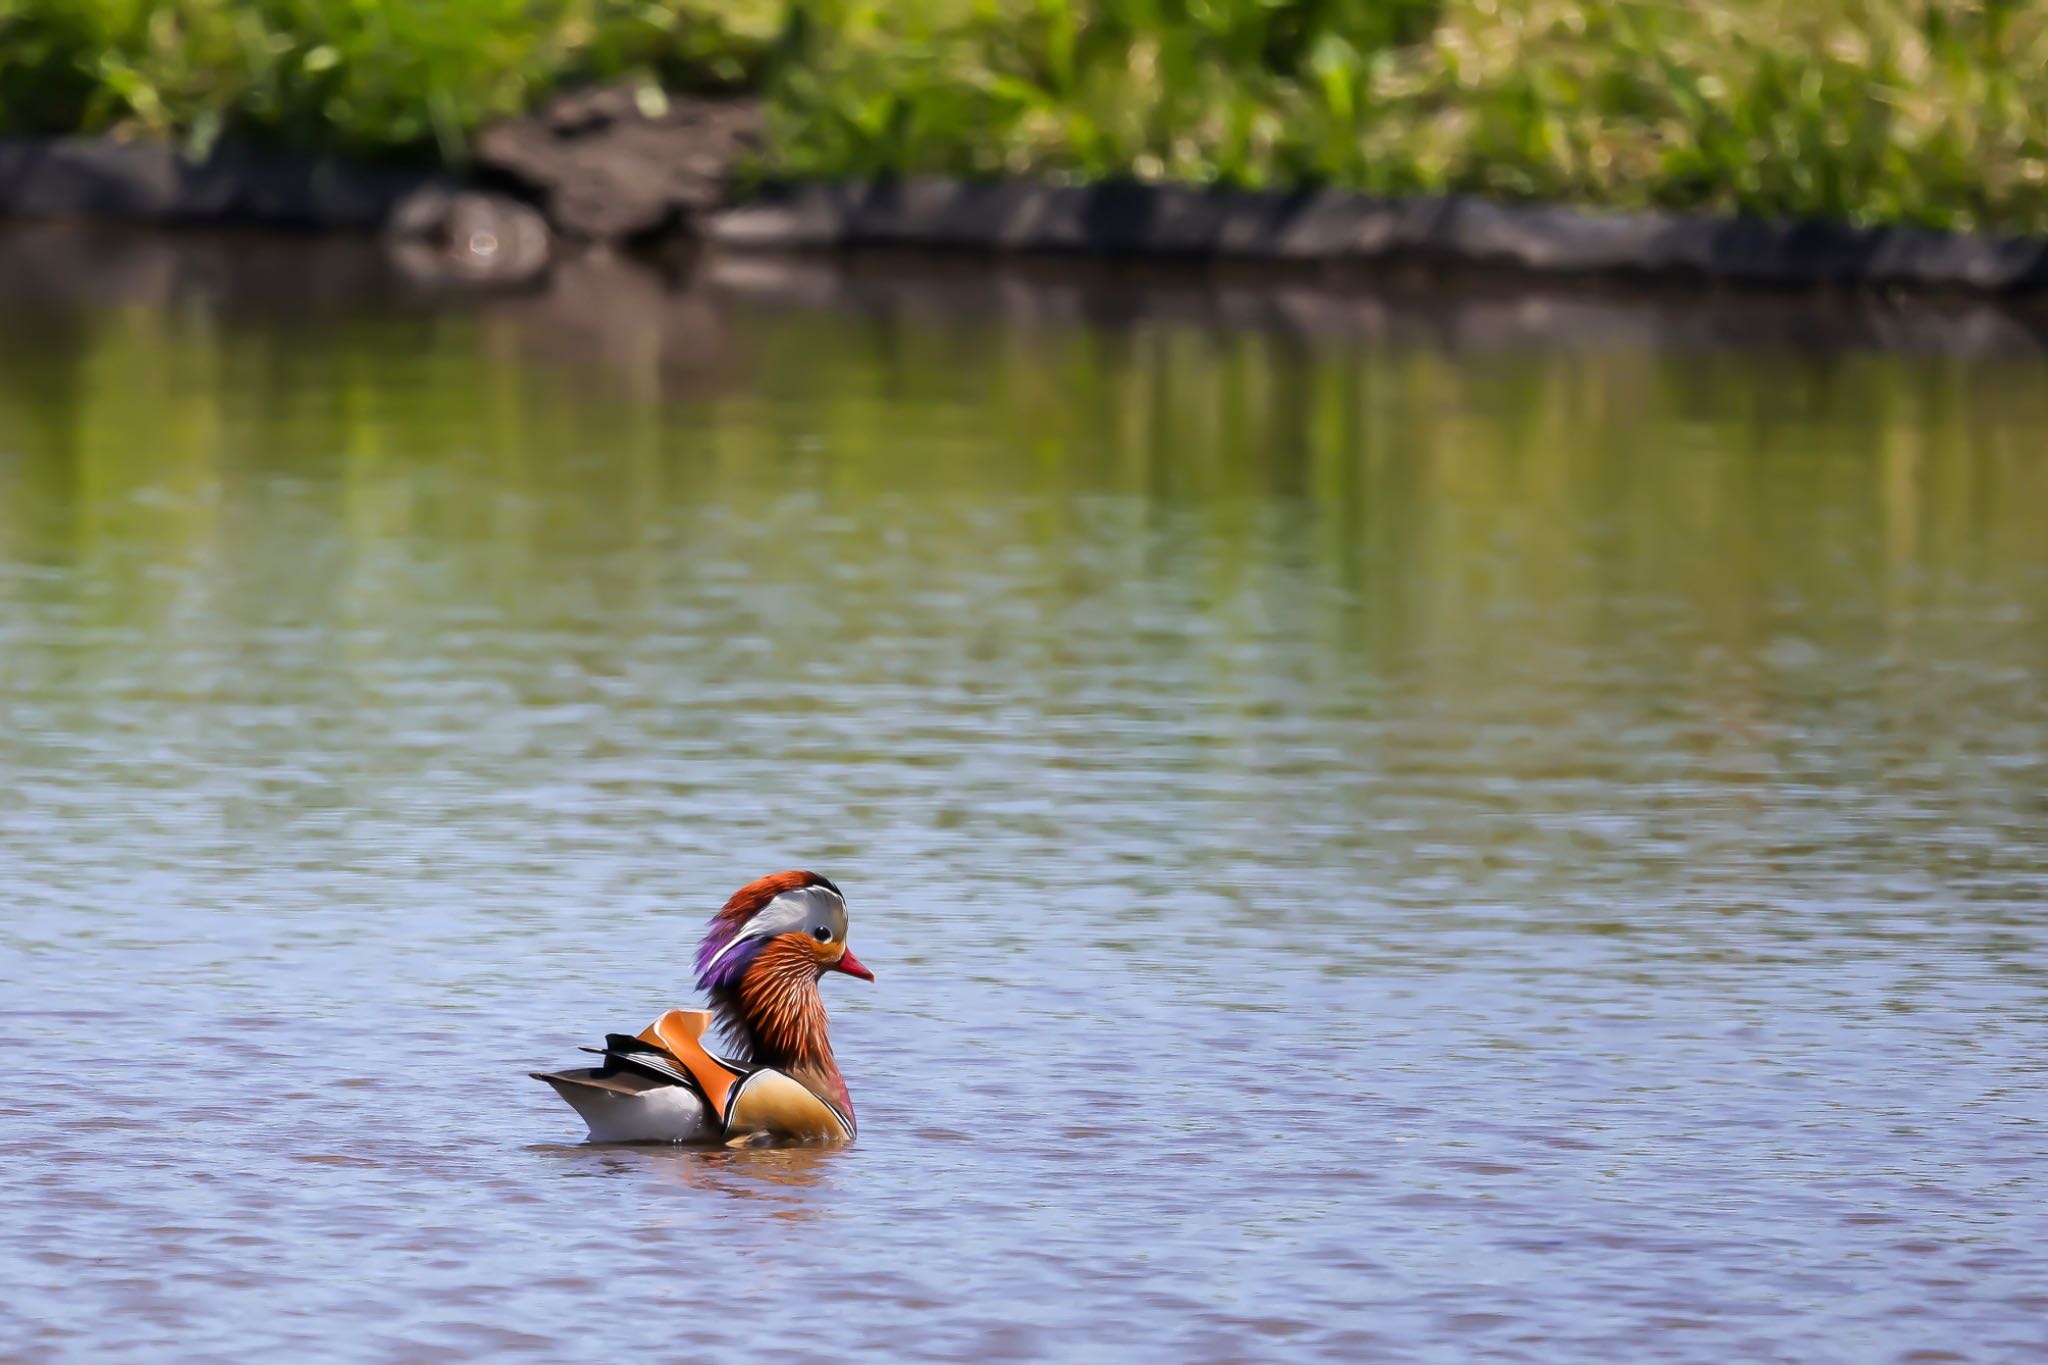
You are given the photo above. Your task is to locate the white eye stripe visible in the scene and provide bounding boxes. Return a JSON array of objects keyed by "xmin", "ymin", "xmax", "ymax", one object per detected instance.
[{"xmin": 702, "ymin": 885, "xmax": 842, "ymax": 977}]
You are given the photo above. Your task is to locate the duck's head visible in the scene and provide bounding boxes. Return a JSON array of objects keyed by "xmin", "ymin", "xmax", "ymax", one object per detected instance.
[{"xmin": 694, "ymin": 870, "xmax": 872, "ymax": 1067}]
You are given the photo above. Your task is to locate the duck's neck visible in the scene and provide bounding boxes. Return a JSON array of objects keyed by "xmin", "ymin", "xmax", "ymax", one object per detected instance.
[{"xmin": 712, "ymin": 939, "xmax": 854, "ymax": 1124}]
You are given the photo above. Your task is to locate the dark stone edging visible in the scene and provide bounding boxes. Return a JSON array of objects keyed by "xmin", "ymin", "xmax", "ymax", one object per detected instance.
[
  {"xmin": 709, "ymin": 180, "xmax": 2048, "ymax": 294},
  {"xmin": 0, "ymin": 136, "xmax": 446, "ymax": 230},
  {"xmin": 0, "ymin": 135, "xmax": 557, "ymax": 287},
  {"xmin": 7, "ymin": 220, "xmax": 2046, "ymax": 359},
  {"xmin": 5, "ymin": 134, "xmax": 2048, "ymax": 294}
]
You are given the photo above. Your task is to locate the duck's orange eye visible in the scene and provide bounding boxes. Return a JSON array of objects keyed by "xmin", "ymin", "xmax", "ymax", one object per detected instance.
[{"xmin": 811, "ymin": 925, "xmax": 833, "ymax": 943}]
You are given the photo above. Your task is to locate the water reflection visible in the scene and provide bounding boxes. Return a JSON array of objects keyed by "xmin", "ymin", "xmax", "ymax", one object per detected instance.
[{"xmin": 532, "ymin": 1140, "xmax": 847, "ymax": 1213}]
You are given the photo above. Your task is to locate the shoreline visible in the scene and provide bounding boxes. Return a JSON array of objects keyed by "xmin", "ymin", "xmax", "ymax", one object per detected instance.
[
  {"xmin": 5, "ymin": 219, "xmax": 2045, "ymax": 360},
  {"xmin": 4, "ymin": 134, "xmax": 2048, "ymax": 297},
  {"xmin": 711, "ymin": 180, "xmax": 2048, "ymax": 295}
]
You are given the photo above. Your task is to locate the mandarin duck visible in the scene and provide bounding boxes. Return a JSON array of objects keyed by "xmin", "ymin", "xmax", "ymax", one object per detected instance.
[{"xmin": 533, "ymin": 871, "xmax": 872, "ymax": 1144}]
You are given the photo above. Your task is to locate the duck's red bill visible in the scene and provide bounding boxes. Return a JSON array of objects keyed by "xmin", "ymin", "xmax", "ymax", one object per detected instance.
[{"xmin": 833, "ymin": 947, "xmax": 875, "ymax": 981}]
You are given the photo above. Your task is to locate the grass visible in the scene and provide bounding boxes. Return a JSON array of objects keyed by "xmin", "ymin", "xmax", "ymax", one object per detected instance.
[
  {"xmin": 2, "ymin": 0, "xmax": 2047, "ymax": 234},
  {"xmin": 0, "ymin": 0, "xmax": 787, "ymax": 161}
]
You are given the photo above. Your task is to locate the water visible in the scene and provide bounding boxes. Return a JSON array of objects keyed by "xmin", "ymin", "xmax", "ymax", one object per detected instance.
[{"xmin": 2, "ymin": 233, "xmax": 2046, "ymax": 1361}]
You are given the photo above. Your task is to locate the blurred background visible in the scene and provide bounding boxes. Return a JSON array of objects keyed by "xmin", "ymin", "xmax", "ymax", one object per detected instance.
[
  {"xmin": 2, "ymin": 5, "xmax": 2046, "ymax": 1363},
  {"xmin": 3, "ymin": 0, "xmax": 2048, "ymax": 230}
]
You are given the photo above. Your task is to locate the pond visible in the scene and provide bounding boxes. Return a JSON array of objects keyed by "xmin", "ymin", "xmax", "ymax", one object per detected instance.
[{"xmin": 2, "ymin": 230, "xmax": 2045, "ymax": 1360}]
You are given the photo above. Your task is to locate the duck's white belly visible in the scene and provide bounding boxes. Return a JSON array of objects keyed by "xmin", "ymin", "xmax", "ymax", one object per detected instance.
[{"xmin": 550, "ymin": 1081, "xmax": 716, "ymax": 1144}]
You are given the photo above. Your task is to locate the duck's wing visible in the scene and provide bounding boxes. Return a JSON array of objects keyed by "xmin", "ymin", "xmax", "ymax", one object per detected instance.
[
  {"xmin": 635, "ymin": 1009, "xmax": 745, "ymax": 1116},
  {"xmin": 588, "ymin": 1032, "xmax": 705, "ymax": 1087},
  {"xmin": 532, "ymin": 1013, "xmax": 735, "ymax": 1144}
]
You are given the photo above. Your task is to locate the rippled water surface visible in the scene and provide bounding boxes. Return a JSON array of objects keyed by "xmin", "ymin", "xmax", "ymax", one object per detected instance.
[{"xmin": 2, "ymin": 238, "xmax": 2046, "ymax": 1361}]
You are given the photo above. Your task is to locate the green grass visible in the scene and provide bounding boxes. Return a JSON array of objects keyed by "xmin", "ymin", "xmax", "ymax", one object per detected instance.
[
  {"xmin": 4, "ymin": 0, "xmax": 2047, "ymax": 234},
  {"xmin": 0, "ymin": 0, "xmax": 787, "ymax": 161}
]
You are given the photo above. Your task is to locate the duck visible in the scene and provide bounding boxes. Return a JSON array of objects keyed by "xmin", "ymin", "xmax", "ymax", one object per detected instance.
[{"xmin": 533, "ymin": 870, "xmax": 873, "ymax": 1144}]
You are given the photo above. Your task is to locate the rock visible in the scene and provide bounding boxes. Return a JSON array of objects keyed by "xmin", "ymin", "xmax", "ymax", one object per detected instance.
[
  {"xmin": 383, "ymin": 185, "xmax": 551, "ymax": 287},
  {"xmin": 476, "ymin": 88, "xmax": 762, "ymax": 243}
]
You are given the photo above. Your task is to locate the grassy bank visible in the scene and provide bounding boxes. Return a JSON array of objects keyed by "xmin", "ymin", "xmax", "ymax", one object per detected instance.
[{"xmin": 2, "ymin": 1, "xmax": 2046, "ymax": 234}]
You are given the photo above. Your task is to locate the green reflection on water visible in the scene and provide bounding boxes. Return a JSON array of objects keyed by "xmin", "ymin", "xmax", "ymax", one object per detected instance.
[{"xmin": 3, "ymin": 276, "xmax": 2043, "ymax": 710}]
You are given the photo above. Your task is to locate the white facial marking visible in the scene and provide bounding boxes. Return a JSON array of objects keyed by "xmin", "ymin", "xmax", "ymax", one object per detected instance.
[{"xmin": 701, "ymin": 884, "xmax": 846, "ymax": 977}]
